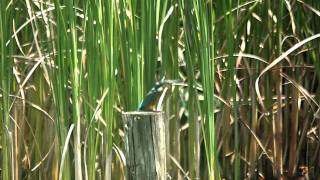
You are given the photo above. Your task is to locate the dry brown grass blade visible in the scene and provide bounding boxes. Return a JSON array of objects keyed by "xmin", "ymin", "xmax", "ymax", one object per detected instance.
[
  {"xmin": 255, "ymin": 33, "xmax": 320, "ymax": 112},
  {"xmin": 280, "ymin": 73, "xmax": 319, "ymax": 109},
  {"xmin": 239, "ymin": 118, "xmax": 273, "ymax": 164},
  {"xmin": 169, "ymin": 154, "xmax": 191, "ymax": 180},
  {"xmin": 288, "ymin": 84, "xmax": 299, "ymax": 176}
]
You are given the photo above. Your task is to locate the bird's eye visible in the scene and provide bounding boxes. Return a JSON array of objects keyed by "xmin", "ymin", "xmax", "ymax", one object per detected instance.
[{"xmin": 157, "ymin": 86, "xmax": 164, "ymax": 92}]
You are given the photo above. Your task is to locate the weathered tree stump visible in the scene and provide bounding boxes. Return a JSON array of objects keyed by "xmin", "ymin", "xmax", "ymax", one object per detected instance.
[{"xmin": 122, "ymin": 111, "xmax": 166, "ymax": 180}]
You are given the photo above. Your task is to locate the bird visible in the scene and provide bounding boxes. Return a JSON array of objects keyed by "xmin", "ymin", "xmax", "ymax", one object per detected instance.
[{"xmin": 138, "ymin": 79, "xmax": 185, "ymax": 111}]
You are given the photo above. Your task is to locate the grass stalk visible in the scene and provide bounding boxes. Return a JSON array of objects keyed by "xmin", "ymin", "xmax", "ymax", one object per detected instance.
[
  {"xmin": 0, "ymin": 1, "xmax": 14, "ymax": 179},
  {"xmin": 193, "ymin": 1, "xmax": 219, "ymax": 179},
  {"xmin": 51, "ymin": 0, "xmax": 72, "ymax": 179},
  {"xmin": 2, "ymin": 1, "xmax": 320, "ymax": 179}
]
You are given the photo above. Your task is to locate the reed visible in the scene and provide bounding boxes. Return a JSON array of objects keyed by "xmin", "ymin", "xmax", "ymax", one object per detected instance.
[
  {"xmin": 1, "ymin": 0, "xmax": 320, "ymax": 179},
  {"xmin": 1, "ymin": 1, "xmax": 13, "ymax": 179}
]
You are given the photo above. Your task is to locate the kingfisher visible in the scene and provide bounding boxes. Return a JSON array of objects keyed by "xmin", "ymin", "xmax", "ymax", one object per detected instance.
[{"xmin": 138, "ymin": 80, "xmax": 185, "ymax": 111}]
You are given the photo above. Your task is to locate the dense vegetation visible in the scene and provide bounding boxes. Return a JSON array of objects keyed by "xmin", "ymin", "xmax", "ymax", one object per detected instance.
[{"xmin": 1, "ymin": 0, "xmax": 320, "ymax": 179}]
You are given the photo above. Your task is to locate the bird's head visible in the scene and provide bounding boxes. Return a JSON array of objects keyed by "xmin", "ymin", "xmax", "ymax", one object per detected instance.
[{"xmin": 138, "ymin": 79, "xmax": 186, "ymax": 111}]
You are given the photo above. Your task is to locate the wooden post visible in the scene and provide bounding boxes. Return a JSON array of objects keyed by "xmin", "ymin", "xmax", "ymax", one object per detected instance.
[{"xmin": 122, "ymin": 111, "xmax": 166, "ymax": 180}]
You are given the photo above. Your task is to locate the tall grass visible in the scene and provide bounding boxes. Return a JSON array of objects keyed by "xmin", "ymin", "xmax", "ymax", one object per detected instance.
[
  {"xmin": 1, "ymin": 0, "xmax": 320, "ymax": 179},
  {"xmin": 1, "ymin": 1, "xmax": 13, "ymax": 179}
]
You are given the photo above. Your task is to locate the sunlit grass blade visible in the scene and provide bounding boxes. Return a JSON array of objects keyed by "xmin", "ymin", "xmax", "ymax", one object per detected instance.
[
  {"xmin": 0, "ymin": 1, "xmax": 14, "ymax": 179},
  {"xmin": 2, "ymin": 1, "xmax": 320, "ymax": 179},
  {"xmin": 51, "ymin": 0, "xmax": 72, "ymax": 179}
]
